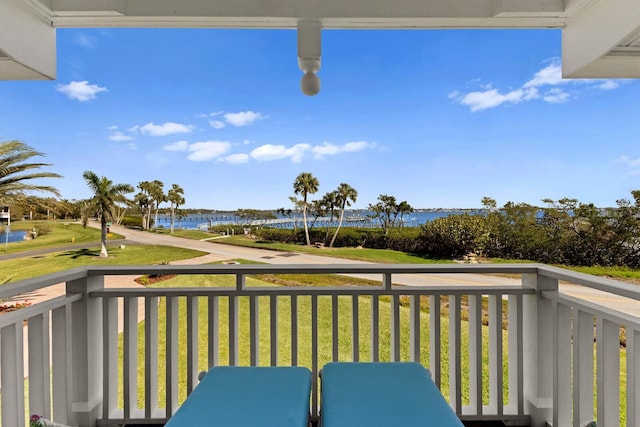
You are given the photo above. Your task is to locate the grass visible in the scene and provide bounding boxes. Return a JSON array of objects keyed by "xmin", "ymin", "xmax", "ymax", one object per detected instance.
[
  {"xmin": 1, "ymin": 221, "xmax": 123, "ymax": 255},
  {"xmin": 214, "ymin": 235, "xmax": 453, "ymax": 264},
  {"xmin": 0, "ymin": 245, "xmax": 206, "ymax": 283}
]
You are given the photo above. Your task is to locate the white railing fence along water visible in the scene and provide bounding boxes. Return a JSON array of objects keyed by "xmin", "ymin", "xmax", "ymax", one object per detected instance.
[{"xmin": 0, "ymin": 264, "xmax": 638, "ymax": 427}]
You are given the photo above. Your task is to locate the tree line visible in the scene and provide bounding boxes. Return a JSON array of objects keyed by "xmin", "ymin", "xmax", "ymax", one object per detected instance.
[{"xmin": 5, "ymin": 140, "xmax": 640, "ymax": 267}]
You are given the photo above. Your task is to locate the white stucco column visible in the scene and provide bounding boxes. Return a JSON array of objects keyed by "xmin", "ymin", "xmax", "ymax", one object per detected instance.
[
  {"xmin": 522, "ymin": 272, "xmax": 558, "ymax": 427},
  {"xmin": 67, "ymin": 275, "xmax": 104, "ymax": 427}
]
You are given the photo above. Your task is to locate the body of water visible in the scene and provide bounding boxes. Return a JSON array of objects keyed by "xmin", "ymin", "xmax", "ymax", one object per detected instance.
[
  {"xmin": 0, "ymin": 230, "xmax": 27, "ymax": 243},
  {"xmin": 153, "ymin": 210, "xmax": 485, "ymax": 230}
]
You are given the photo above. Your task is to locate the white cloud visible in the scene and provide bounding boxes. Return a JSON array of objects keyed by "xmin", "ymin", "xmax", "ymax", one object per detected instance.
[
  {"xmin": 455, "ymin": 88, "xmax": 529, "ymax": 112},
  {"xmin": 523, "ymin": 63, "xmax": 564, "ymax": 88},
  {"xmin": 106, "ymin": 125, "xmax": 118, "ymax": 130},
  {"xmin": 163, "ymin": 140, "xmax": 189, "ymax": 151},
  {"xmin": 311, "ymin": 141, "xmax": 375, "ymax": 159},
  {"xmin": 251, "ymin": 144, "xmax": 311, "ymax": 163},
  {"xmin": 138, "ymin": 122, "xmax": 193, "ymax": 137},
  {"xmin": 618, "ymin": 155, "xmax": 640, "ymax": 168},
  {"xmin": 56, "ymin": 81, "xmax": 107, "ymax": 101},
  {"xmin": 224, "ymin": 111, "xmax": 264, "ymax": 127},
  {"xmin": 108, "ymin": 131, "xmax": 134, "ymax": 142},
  {"xmin": 187, "ymin": 141, "xmax": 231, "ymax": 161},
  {"xmin": 542, "ymin": 88, "xmax": 570, "ymax": 104},
  {"xmin": 210, "ymin": 120, "xmax": 226, "ymax": 129},
  {"xmin": 74, "ymin": 33, "xmax": 96, "ymax": 49},
  {"xmin": 221, "ymin": 153, "xmax": 250, "ymax": 164},
  {"xmin": 452, "ymin": 60, "xmax": 623, "ymax": 112},
  {"xmin": 598, "ymin": 80, "xmax": 619, "ymax": 90}
]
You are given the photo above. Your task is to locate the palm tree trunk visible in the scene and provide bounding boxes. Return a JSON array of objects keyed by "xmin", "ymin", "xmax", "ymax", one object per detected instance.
[
  {"xmin": 100, "ymin": 217, "xmax": 108, "ymax": 257},
  {"xmin": 170, "ymin": 206, "xmax": 175, "ymax": 233},
  {"xmin": 330, "ymin": 207, "xmax": 346, "ymax": 248},
  {"xmin": 303, "ymin": 205, "xmax": 311, "ymax": 246}
]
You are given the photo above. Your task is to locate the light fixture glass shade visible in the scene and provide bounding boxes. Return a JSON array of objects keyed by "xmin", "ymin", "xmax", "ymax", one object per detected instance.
[{"xmin": 301, "ymin": 72, "xmax": 320, "ymax": 96}]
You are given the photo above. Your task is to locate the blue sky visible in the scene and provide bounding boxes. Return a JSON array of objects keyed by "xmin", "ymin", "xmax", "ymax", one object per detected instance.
[{"xmin": 1, "ymin": 28, "xmax": 638, "ymax": 210}]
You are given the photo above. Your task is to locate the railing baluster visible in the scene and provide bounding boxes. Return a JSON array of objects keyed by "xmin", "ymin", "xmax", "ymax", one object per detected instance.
[
  {"xmin": 186, "ymin": 295, "xmax": 199, "ymax": 393},
  {"xmin": 208, "ymin": 296, "xmax": 219, "ymax": 368},
  {"xmin": 102, "ymin": 297, "xmax": 118, "ymax": 419},
  {"xmin": 596, "ymin": 317, "xmax": 620, "ymax": 427},
  {"xmin": 250, "ymin": 295, "xmax": 260, "ymax": 366},
  {"xmin": 124, "ymin": 296, "xmax": 138, "ymax": 418},
  {"xmin": 165, "ymin": 296, "xmax": 179, "ymax": 417},
  {"xmin": 552, "ymin": 302, "xmax": 571, "ymax": 427},
  {"xmin": 229, "ymin": 295, "xmax": 239, "ymax": 366},
  {"xmin": 449, "ymin": 295, "xmax": 461, "ymax": 413},
  {"xmin": 430, "ymin": 294, "xmax": 441, "ymax": 388},
  {"xmin": 573, "ymin": 309, "xmax": 594, "ymax": 427},
  {"xmin": 468, "ymin": 294, "xmax": 482, "ymax": 415},
  {"xmin": 51, "ymin": 305, "xmax": 71, "ymax": 424},
  {"xmin": 332, "ymin": 294, "xmax": 339, "ymax": 361},
  {"xmin": 291, "ymin": 295, "xmax": 298, "ymax": 366},
  {"xmin": 507, "ymin": 294, "xmax": 524, "ymax": 416},
  {"xmin": 352, "ymin": 295, "xmax": 360, "ymax": 362},
  {"xmin": 371, "ymin": 295, "xmax": 379, "ymax": 362},
  {"xmin": 1, "ymin": 323, "xmax": 25, "ymax": 427},
  {"xmin": 488, "ymin": 294, "xmax": 503, "ymax": 415},
  {"xmin": 409, "ymin": 295, "xmax": 420, "ymax": 363},
  {"xmin": 628, "ymin": 329, "xmax": 640, "ymax": 427},
  {"xmin": 145, "ymin": 296, "xmax": 159, "ymax": 419},
  {"xmin": 271, "ymin": 295, "xmax": 278, "ymax": 366},
  {"xmin": 311, "ymin": 295, "xmax": 319, "ymax": 419},
  {"xmin": 391, "ymin": 294, "xmax": 400, "ymax": 362},
  {"xmin": 28, "ymin": 313, "xmax": 51, "ymax": 419}
]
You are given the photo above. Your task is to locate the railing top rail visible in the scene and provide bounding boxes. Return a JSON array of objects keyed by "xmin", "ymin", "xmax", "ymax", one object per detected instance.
[
  {"xmin": 0, "ymin": 266, "xmax": 88, "ymax": 300},
  {"xmin": 83, "ymin": 263, "xmax": 542, "ymax": 276},
  {"xmin": 91, "ymin": 285, "xmax": 535, "ymax": 298},
  {"xmin": 537, "ymin": 264, "xmax": 640, "ymax": 301},
  {"xmin": 542, "ymin": 290, "xmax": 640, "ymax": 327},
  {"xmin": 0, "ymin": 293, "xmax": 82, "ymax": 328}
]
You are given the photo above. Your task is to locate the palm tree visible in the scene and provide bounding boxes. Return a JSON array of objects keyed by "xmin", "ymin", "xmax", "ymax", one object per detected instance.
[
  {"xmin": 149, "ymin": 180, "xmax": 165, "ymax": 229},
  {"xmin": 330, "ymin": 183, "xmax": 358, "ymax": 247},
  {"xmin": 83, "ymin": 171, "xmax": 134, "ymax": 257},
  {"xmin": 293, "ymin": 172, "xmax": 319, "ymax": 246},
  {"xmin": 167, "ymin": 184, "xmax": 185, "ymax": 233},
  {"xmin": 0, "ymin": 140, "xmax": 61, "ymax": 206}
]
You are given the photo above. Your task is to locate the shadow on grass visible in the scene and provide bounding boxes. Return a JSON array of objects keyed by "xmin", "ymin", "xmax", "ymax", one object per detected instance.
[{"xmin": 56, "ymin": 248, "xmax": 102, "ymax": 259}]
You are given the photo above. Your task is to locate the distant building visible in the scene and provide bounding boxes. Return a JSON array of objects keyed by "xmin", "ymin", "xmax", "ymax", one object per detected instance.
[{"xmin": 0, "ymin": 206, "xmax": 10, "ymax": 225}]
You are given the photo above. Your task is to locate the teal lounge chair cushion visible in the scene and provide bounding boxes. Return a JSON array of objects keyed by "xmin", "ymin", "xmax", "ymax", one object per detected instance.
[
  {"xmin": 166, "ymin": 366, "xmax": 312, "ymax": 427},
  {"xmin": 320, "ymin": 362, "xmax": 464, "ymax": 427}
]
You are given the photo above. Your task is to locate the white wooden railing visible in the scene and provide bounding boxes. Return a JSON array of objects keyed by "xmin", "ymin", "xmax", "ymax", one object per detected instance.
[{"xmin": 0, "ymin": 264, "xmax": 639, "ymax": 427}]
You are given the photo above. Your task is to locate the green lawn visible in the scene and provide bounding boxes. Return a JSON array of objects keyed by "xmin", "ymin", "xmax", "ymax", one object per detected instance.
[
  {"xmin": 214, "ymin": 235, "xmax": 453, "ymax": 264},
  {"xmin": 150, "ymin": 228, "xmax": 216, "ymax": 240},
  {"xmin": 0, "ymin": 245, "xmax": 206, "ymax": 283},
  {"xmin": 2, "ymin": 221, "xmax": 123, "ymax": 255}
]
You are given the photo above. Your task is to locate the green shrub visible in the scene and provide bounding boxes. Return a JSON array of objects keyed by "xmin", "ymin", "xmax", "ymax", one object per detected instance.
[
  {"xmin": 33, "ymin": 223, "xmax": 52, "ymax": 236},
  {"xmin": 121, "ymin": 216, "xmax": 144, "ymax": 228}
]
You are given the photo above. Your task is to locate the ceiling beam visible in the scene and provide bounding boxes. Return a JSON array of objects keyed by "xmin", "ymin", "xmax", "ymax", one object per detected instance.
[
  {"xmin": 562, "ymin": 0, "xmax": 640, "ymax": 78},
  {"xmin": 0, "ymin": 0, "xmax": 56, "ymax": 80},
  {"xmin": 24, "ymin": 0, "xmax": 569, "ymax": 28}
]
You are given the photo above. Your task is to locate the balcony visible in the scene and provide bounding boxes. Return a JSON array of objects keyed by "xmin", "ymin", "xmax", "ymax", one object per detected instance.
[{"xmin": 0, "ymin": 263, "xmax": 638, "ymax": 427}]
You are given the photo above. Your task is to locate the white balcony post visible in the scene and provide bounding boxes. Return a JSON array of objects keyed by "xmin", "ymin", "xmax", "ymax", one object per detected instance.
[
  {"xmin": 522, "ymin": 272, "xmax": 557, "ymax": 427},
  {"xmin": 66, "ymin": 275, "xmax": 104, "ymax": 427}
]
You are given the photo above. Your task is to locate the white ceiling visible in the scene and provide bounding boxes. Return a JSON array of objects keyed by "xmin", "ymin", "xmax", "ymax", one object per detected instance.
[{"xmin": 1, "ymin": 0, "xmax": 639, "ymax": 86}]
